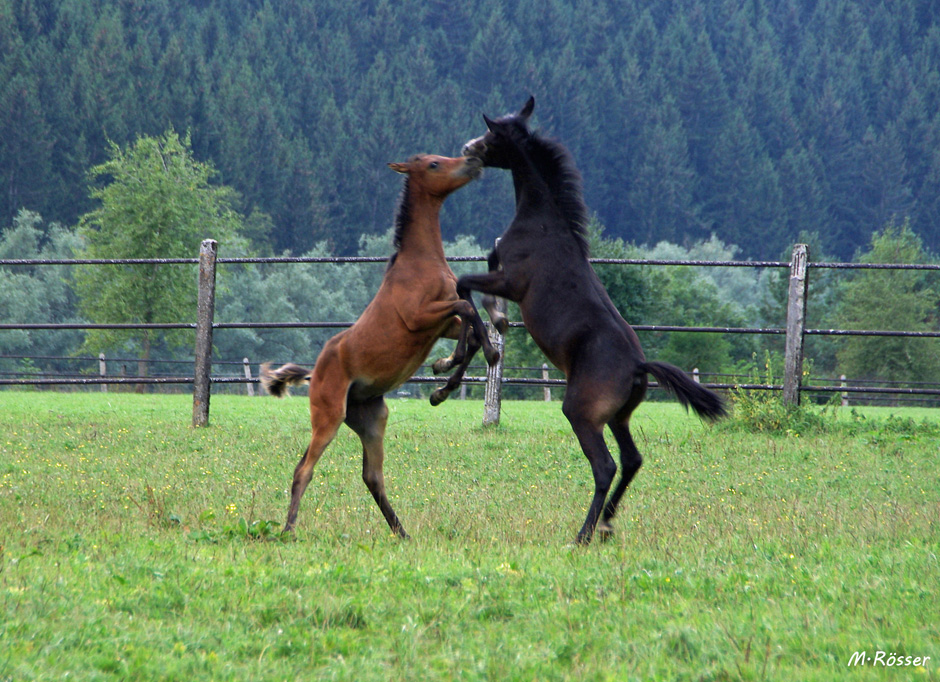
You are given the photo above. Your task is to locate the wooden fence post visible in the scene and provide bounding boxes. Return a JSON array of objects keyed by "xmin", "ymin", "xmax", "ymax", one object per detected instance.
[
  {"xmin": 841, "ymin": 374, "xmax": 848, "ymax": 407},
  {"xmin": 99, "ymin": 353, "xmax": 107, "ymax": 392},
  {"xmin": 542, "ymin": 363, "xmax": 551, "ymax": 401},
  {"xmin": 192, "ymin": 239, "xmax": 218, "ymax": 427},
  {"xmin": 483, "ymin": 300, "xmax": 507, "ymax": 426},
  {"xmin": 783, "ymin": 243, "xmax": 809, "ymax": 406},
  {"xmin": 243, "ymin": 357, "xmax": 255, "ymax": 397}
]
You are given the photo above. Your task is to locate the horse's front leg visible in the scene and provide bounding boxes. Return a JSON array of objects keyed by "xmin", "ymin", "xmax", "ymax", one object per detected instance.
[
  {"xmin": 398, "ymin": 299, "xmax": 498, "ymax": 367},
  {"xmin": 478, "ymin": 249, "xmax": 509, "ymax": 334},
  {"xmin": 430, "ymin": 332, "xmax": 481, "ymax": 406},
  {"xmin": 431, "ymin": 268, "xmax": 516, "ymax": 405},
  {"xmin": 481, "ymin": 294, "xmax": 509, "ymax": 335},
  {"xmin": 453, "ymin": 253, "xmax": 517, "ymax": 362},
  {"xmin": 451, "ymin": 299, "xmax": 500, "ymax": 366},
  {"xmin": 456, "ymin": 271, "xmax": 519, "ymax": 305},
  {"xmin": 431, "ymin": 316, "xmax": 466, "ymax": 375}
]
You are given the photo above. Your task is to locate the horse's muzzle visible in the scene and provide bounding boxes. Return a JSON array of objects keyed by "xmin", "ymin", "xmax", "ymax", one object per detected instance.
[
  {"xmin": 462, "ymin": 136, "xmax": 486, "ymax": 159},
  {"xmin": 462, "ymin": 154, "xmax": 484, "ymax": 179}
]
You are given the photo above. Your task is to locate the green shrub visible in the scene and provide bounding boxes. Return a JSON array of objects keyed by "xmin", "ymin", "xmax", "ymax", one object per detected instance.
[{"xmin": 722, "ymin": 352, "xmax": 836, "ymax": 434}]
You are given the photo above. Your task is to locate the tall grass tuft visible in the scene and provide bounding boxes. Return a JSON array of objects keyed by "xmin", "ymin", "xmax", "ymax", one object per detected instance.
[{"xmin": 722, "ymin": 352, "xmax": 836, "ymax": 434}]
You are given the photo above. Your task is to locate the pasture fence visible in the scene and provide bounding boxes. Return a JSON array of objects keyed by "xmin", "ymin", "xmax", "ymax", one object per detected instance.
[
  {"xmin": 3, "ymin": 240, "xmax": 940, "ymax": 424},
  {"xmin": 7, "ymin": 355, "xmax": 940, "ymax": 407}
]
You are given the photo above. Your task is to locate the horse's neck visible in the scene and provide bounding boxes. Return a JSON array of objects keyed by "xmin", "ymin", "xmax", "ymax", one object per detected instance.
[
  {"xmin": 398, "ymin": 195, "xmax": 446, "ymax": 262},
  {"xmin": 508, "ymin": 147, "xmax": 550, "ymax": 204},
  {"xmin": 510, "ymin": 156, "xmax": 558, "ymax": 222}
]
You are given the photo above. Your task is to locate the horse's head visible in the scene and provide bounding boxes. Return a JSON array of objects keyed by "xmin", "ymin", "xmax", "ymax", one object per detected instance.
[
  {"xmin": 462, "ymin": 96, "xmax": 535, "ymax": 169},
  {"xmin": 387, "ymin": 154, "xmax": 482, "ymax": 197}
]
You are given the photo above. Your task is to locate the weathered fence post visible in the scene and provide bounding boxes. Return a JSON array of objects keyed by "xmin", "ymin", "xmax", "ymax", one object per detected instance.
[
  {"xmin": 692, "ymin": 367, "xmax": 700, "ymax": 384},
  {"xmin": 841, "ymin": 374, "xmax": 848, "ymax": 407},
  {"xmin": 783, "ymin": 243, "xmax": 809, "ymax": 406},
  {"xmin": 483, "ymin": 300, "xmax": 507, "ymax": 426},
  {"xmin": 243, "ymin": 357, "xmax": 255, "ymax": 397},
  {"xmin": 542, "ymin": 363, "xmax": 551, "ymax": 401},
  {"xmin": 192, "ymin": 239, "xmax": 218, "ymax": 427},
  {"xmin": 99, "ymin": 353, "xmax": 107, "ymax": 392}
]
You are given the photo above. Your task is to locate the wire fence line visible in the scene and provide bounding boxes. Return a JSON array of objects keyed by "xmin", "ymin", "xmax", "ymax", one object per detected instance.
[
  {"xmin": 6, "ymin": 354, "xmax": 938, "ymax": 402},
  {"xmin": 7, "ymin": 254, "xmax": 940, "ymax": 270},
  {"xmin": 3, "ymin": 240, "xmax": 940, "ymax": 422},
  {"xmin": 3, "ymin": 319, "xmax": 940, "ymax": 339}
]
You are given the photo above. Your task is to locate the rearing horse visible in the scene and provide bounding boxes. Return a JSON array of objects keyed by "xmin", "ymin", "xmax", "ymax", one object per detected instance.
[
  {"xmin": 262, "ymin": 154, "xmax": 497, "ymax": 537},
  {"xmin": 459, "ymin": 98, "xmax": 727, "ymax": 545}
]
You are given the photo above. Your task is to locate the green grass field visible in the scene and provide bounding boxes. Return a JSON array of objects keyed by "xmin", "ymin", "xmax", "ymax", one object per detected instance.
[{"xmin": 1, "ymin": 391, "xmax": 937, "ymax": 681}]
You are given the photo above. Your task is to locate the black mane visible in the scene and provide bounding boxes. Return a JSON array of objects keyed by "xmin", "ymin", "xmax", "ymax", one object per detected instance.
[
  {"xmin": 525, "ymin": 132, "xmax": 590, "ymax": 257},
  {"xmin": 387, "ymin": 176, "xmax": 411, "ymax": 269},
  {"xmin": 392, "ymin": 175, "xmax": 411, "ymax": 252}
]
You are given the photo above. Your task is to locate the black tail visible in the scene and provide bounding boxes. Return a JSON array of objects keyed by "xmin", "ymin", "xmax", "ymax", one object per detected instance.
[
  {"xmin": 259, "ymin": 362, "xmax": 311, "ymax": 398},
  {"xmin": 639, "ymin": 361, "xmax": 727, "ymax": 421}
]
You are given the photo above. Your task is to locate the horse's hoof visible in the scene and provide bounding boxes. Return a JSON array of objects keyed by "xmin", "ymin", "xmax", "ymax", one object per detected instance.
[
  {"xmin": 494, "ymin": 317, "xmax": 509, "ymax": 335},
  {"xmin": 597, "ymin": 524, "xmax": 615, "ymax": 543},
  {"xmin": 484, "ymin": 347, "xmax": 501, "ymax": 366},
  {"xmin": 431, "ymin": 358, "xmax": 452, "ymax": 375},
  {"xmin": 429, "ymin": 389, "xmax": 448, "ymax": 406},
  {"xmin": 574, "ymin": 532, "xmax": 593, "ymax": 546}
]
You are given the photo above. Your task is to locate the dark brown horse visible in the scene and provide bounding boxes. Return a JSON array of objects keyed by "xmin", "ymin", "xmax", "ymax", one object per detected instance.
[
  {"xmin": 262, "ymin": 154, "xmax": 497, "ymax": 537},
  {"xmin": 458, "ymin": 98, "xmax": 727, "ymax": 544}
]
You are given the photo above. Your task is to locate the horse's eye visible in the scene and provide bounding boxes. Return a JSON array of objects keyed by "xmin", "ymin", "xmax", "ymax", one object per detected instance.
[{"xmin": 428, "ymin": 161, "xmax": 439, "ymax": 170}]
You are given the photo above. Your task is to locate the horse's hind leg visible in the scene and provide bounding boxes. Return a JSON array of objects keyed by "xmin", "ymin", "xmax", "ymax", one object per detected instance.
[
  {"xmin": 597, "ymin": 419, "xmax": 643, "ymax": 542},
  {"xmin": 562, "ymin": 389, "xmax": 617, "ymax": 545},
  {"xmin": 284, "ymin": 363, "xmax": 347, "ymax": 533},
  {"xmin": 598, "ymin": 388, "xmax": 646, "ymax": 540},
  {"xmin": 345, "ymin": 396, "xmax": 408, "ymax": 539},
  {"xmin": 285, "ymin": 416, "xmax": 342, "ymax": 533}
]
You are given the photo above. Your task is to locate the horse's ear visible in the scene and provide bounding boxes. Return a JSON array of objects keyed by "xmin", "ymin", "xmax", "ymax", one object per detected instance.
[
  {"xmin": 388, "ymin": 162, "xmax": 408, "ymax": 174},
  {"xmin": 483, "ymin": 114, "xmax": 496, "ymax": 132},
  {"xmin": 519, "ymin": 96, "xmax": 535, "ymax": 121}
]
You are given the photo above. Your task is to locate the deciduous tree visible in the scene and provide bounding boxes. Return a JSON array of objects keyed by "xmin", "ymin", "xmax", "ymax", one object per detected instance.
[
  {"xmin": 835, "ymin": 219, "xmax": 940, "ymax": 387},
  {"xmin": 74, "ymin": 131, "xmax": 244, "ymax": 386}
]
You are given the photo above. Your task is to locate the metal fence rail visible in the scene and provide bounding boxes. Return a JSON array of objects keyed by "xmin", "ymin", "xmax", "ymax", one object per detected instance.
[{"xmin": 3, "ymin": 241, "xmax": 940, "ymax": 422}]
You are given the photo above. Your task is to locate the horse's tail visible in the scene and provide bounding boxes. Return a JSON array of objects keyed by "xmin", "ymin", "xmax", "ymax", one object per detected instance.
[
  {"xmin": 639, "ymin": 361, "xmax": 727, "ymax": 421},
  {"xmin": 260, "ymin": 362, "xmax": 312, "ymax": 398}
]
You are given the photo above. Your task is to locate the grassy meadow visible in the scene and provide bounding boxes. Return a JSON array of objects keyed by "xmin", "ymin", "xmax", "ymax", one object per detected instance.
[{"xmin": 0, "ymin": 391, "xmax": 938, "ymax": 681}]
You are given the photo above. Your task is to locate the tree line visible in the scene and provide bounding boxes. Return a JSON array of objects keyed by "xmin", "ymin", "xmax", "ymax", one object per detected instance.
[
  {"xmin": 2, "ymin": 133, "xmax": 938, "ymax": 397},
  {"xmin": 3, "ymin": 0, "xmax": 940, "ymax": 261}
]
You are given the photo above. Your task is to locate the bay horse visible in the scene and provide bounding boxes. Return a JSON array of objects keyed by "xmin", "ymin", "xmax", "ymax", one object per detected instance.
[
  {"xmin": 458, "ymin": 97, "xmax": 727, "ymax": 545},
  {"xmin": 261, "ymin": 154, "xmax": 498, "ymax": 537}
]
